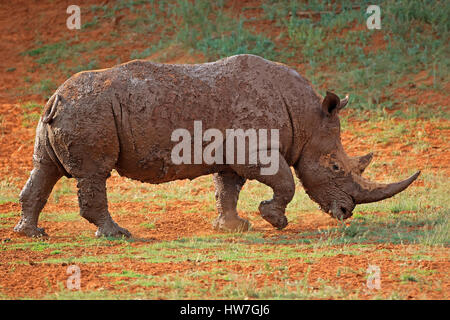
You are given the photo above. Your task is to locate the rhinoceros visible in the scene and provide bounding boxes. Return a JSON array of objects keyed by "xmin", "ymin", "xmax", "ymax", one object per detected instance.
[{"xmin": 14, "ymin": 54, "xmax": 420, "ymax": 238}]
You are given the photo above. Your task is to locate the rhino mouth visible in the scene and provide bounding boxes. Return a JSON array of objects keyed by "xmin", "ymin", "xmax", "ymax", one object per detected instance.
[
  {"xmin": 326, "ymin": 197, "xmax": 355, "ymax": 220},
  {"xmin": 333, "ymin": 206, "xmax": 351, "ymax": 220}
]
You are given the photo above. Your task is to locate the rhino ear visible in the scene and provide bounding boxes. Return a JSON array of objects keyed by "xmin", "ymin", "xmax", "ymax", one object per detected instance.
[{"xmin": 322, "ymin": 91, "xmax": 341, "ymax": 115}]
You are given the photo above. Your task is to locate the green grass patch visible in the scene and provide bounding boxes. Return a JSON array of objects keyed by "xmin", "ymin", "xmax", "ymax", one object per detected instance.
[
  {"xmin": 400, "ymin": 274, "xmax": 418, "ymax": 283},
  {"xmin": 22, "ymin": 40, "xmax": 106, "ymax": 66},
  {"xmin": 103, "ymin": 269, "xmax": 149, "ymax": 278},
  {"xmin": 139, "ymin": 221, "xmax": 156, "ymax": 230}
]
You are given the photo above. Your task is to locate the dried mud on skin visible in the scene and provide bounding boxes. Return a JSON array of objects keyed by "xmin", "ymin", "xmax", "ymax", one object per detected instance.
[{"xmin": 0, "ymin": 0, "xmax": 449, "ymax": 300}]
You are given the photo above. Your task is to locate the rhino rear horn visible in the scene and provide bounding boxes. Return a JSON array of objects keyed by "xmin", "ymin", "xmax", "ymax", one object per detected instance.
[{"xmin": 352, "ymin": 152, "xmax": 373, "ymax": 174}]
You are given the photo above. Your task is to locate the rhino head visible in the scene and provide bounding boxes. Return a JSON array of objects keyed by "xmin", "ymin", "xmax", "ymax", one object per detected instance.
[{"xmin": 295, "ymin": 91, "xmax": 420, "ymax": 220}]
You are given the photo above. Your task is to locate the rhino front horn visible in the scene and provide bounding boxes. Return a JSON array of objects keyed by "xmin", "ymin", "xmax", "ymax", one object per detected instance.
[{"xmin": 352, "ymin": 171, "xmax": 421, "ymax": 204}]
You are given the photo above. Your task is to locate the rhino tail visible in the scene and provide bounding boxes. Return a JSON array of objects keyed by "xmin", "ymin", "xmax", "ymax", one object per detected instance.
[{"xmin": 42, "ymin": 94, "xmax": 60, "ymax": 124}]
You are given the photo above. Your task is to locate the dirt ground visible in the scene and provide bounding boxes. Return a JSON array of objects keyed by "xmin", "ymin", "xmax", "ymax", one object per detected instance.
[{"xmin": 0, "ymin": 0, "xmax": 448, "ymax": 300}]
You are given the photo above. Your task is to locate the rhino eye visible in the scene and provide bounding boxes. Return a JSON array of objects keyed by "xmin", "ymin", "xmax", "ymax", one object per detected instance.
[{"xmin": 332, "ymin": 164, "xmax": 340, "ymax": 171}]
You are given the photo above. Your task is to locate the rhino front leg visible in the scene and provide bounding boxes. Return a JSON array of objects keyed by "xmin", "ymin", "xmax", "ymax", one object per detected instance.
[
  {"xmin": 231, "ymin": 154, "xmax": 295, "ymax": 230},
  {"xmin": 212, "ymin": 171, "xmax": 249, "ymax": 232},
  {"xmin": 76, "ymin": 175, "xmax": 131, "ymax": 238}
]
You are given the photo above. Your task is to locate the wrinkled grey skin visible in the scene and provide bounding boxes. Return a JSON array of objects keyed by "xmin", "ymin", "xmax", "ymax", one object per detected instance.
[{"xmin": 14, "ymin": 54, "xmax": 420, "ymax": 238}]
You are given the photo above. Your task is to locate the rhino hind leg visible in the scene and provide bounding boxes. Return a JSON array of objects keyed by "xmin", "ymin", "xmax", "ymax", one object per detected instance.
[
  {"xmin": 212, "ymin": 171, "xmax": 250, "ymax": 232},
  {"xmin": 46, "ymin": 101, "xmax": 129, "ymax": 237},
  {"xmin": 14, "ymin": 161, "xmax": 62, "ymax": 237},
  {"xmin": 231, "ymin": 154, "xmax": 295, "ymax": 230},
  {"xmin": 76, "ymin": 175, "xmax": 131, "ymax": 238}
]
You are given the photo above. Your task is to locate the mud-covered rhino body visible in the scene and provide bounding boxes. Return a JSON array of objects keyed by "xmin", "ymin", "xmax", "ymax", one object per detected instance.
[{"xmin": 15, "ymin": 54, "xmax": 419, "ymax": 237}]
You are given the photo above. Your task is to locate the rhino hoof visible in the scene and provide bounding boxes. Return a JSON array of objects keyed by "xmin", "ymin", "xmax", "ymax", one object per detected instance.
[
  {"xmin": 259, "ymin": 201, "xmax": 288, "ymax": 230},
  {"xmin": 213, "ymin": 215, "xmax": 250, "ymax": 232},
  {"xmin": 95, "ymin": 219, "xmax": 131, "ymax": 238},
  {"xmin": 14, "ymin": 220, "xmax": 48, "ymax": 238}
]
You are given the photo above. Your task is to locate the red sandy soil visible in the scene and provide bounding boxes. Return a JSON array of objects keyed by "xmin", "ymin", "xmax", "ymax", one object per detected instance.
[{"xmin": 0, "ymin": 0, "xmax": 448, "ymax": 299}]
